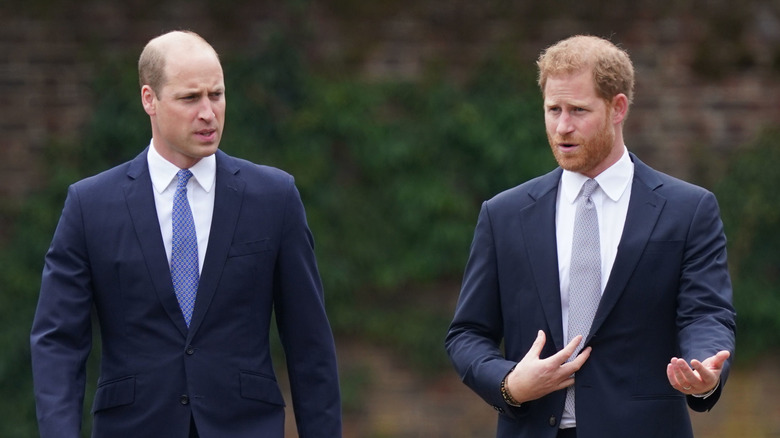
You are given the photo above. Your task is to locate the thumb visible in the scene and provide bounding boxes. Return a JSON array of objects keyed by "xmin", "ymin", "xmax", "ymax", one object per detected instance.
[
  {"xmin": 525, "ymin": 330, "xmax": 546, "ymax": 359},
  {"xmin": 706, "ymin": 350, "xmax": 731, "ymax": 369},
  {"xmin": 693, "ymin": 350, "xmax": 731, "ymax": 373}
]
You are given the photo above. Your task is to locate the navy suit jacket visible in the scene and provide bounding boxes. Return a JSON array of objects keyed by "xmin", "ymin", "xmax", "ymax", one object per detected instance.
[
  {"xmin": 445, "ymin": 153, "xmax": 736, "ymax": 438},
  {"xmin": 31, "ymin": 149, "xmax": 342, "ymax": 437}
]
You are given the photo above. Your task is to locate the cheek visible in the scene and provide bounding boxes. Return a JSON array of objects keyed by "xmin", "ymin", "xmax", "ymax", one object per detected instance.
[
  {"xmin": 215, "ymin": 106, "xmax": 227, "ymax": 122},
  {"xmin": 581, "ymin": 120, "xmax": 602, "ymax": 140},
  {"xmin": 161, "ymin": 106, "xmax": 189, "ymax": 123},
  {"xmin": 544, "ymin": 118, "xmax": 557, "ymax": 136}
]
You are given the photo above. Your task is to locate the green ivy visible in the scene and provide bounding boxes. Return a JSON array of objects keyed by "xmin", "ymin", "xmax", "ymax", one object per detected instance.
[
  {"xmin": 4, "ymin": 25, "xmax": 777, "ymax": 437},
  {"xmin": 715, "ymin": 128, "xmax": 780, "ymax": 359}
]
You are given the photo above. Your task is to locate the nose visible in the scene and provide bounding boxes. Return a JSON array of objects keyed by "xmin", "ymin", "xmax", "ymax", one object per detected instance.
[
  {"xmin": 556, "ymin": 112, "xmax": 574, "ymax": 136},
  {"xmin": 198, "ymin": 100, "xmax": 215, "ymax": 122}
]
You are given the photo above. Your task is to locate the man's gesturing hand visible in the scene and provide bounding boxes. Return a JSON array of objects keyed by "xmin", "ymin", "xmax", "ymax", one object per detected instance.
[
  {"xmin": 504, "ymin": 330, "xmax": 592, "ymax": 405},
  {"xmin": 667, "ymin": 350, "xmax": 730, "ymax": 396}
]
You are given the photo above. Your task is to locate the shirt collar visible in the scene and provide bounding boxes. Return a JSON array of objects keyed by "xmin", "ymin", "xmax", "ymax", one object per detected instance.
[
  {"xmin": 146, "ymin": 140, "xmax": 217, "ymax": 194},
  {"xmin": 561, "ymin": 147, "xmax": 634, "ymax": 205}
]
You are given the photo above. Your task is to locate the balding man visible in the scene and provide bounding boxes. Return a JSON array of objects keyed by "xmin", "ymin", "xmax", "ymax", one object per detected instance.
[{"xmin": 31, "ymin": 30, "xmax": 342, "ymax": 438}]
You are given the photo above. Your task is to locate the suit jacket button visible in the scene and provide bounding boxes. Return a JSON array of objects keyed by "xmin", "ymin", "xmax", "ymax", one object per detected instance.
[
  {"xmin": 186, "ymin": 346, "xmax": 195, "ymax": 355},
  {"xmin": 492, "ymin": 405, "xmax": 504, "ymax": 413},
  {"xmin": 180, "ymin": 395, "xmax": 190, "ymax": 405},
  {"xmin": 548, "ymin": 416, "xmax": 557, "ymax": 426}
]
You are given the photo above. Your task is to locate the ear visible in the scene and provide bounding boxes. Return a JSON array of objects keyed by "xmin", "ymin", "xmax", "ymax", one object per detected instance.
[
  {"xmin": 141, "ymin": 85, "xmax": 157, "ymax": 116},
  {"xmin": 610, "ymin": 93, "xmax": 629, "ymax": 125}
]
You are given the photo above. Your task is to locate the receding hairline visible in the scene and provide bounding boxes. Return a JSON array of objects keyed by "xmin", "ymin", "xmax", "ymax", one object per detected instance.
[
  {"xmin": 138, "ymin": 30, "xmax": 220, "ymax": 94},
  {"xmin": 147, "ymin": 30, "xmax": 216, "ymax": 54}
]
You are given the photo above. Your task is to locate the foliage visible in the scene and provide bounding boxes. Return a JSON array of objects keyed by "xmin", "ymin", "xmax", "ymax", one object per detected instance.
[
  {"xmin": 3, "ymin": 23, "xmax": 778, "ymax": 438},
  {"xmin": 714, "ymin": 128, "xmax": 780, "ymax": 359},
  {"xmin": 0, "ymin": 182, "xmax": 56, "ymax": 436},
  {"xmin": 0, "ymin": 32, "xmax": 550, "ymax": 435},
  {"xmin": 219, "ymin": 36, "xmax": 553, "ymax": 371}
]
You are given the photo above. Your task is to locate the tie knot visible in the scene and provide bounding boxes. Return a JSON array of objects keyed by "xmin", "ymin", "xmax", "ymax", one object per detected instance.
[
  {"xmin": 176, "ymin": 169, "xmax": 193, "ymax": 189},
  {"xmin": 580, "ymin": 178, "xmax": 599, "ymax": 199}
]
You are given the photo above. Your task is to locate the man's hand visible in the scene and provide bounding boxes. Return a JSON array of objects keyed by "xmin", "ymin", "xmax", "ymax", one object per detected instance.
[
  {"xmin": 667, "ymin": 350, "xmax": 730, "ymax": 395},
  {"xmin": 504, "ymin": 330, "xmax": 591, "ymax": 404}
]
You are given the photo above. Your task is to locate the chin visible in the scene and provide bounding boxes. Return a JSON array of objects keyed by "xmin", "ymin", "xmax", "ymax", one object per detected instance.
[
  {"xmin": 554, "ymin": 153, "xmax": 584, "ymax": 171},
  {"xmin": 199, "ymin": 144, "xmax": 220, "ymax": 155}
]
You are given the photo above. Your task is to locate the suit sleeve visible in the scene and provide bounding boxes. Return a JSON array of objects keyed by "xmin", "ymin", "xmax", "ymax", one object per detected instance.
[
  {"xmin": 676, "ymin": 190, "xmax": 736, "ymax": 412},
  {"xmin": 272, "ymin": 179, "xmax": 342, "ymax": 437},
  {"xmin": 30, "ymin": 185, "xmax": 94, "ymax": 438},
  {"xmin": 445, "ymin": 202, "xmax": 523, "ymax": 417}
]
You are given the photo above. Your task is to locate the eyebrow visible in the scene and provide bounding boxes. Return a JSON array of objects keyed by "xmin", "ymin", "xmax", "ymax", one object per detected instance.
[
  {"xmin": 544, "ymin": 99, "xmax": 592, "ymax": 109},
  {"xmin": 173, "ymin": 85, "xmax": 225, "ymax": 96}
]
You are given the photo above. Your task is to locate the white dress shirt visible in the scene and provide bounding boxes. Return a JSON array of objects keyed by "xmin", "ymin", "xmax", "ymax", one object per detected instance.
[
  {"xmin": 556, "ymin": 147, "xmax": 634, "ymax": 428},
  {"xmin": 147, "ymin": 141, "xmax": 216, "ymax": 274}
]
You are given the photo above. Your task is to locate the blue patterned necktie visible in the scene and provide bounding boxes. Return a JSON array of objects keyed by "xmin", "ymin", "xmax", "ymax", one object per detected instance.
[
  {"xmin": 564, "ymin": 178, "xmax": 601, "ymax": 419},
  {"xmin": 171, "ymin": 169, "xmax": 199, "ymax": 327}
]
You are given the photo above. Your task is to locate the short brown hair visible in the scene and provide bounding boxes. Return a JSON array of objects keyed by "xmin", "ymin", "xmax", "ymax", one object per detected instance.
[
  {"xmin": 537, "ymin": 35, "xmax": 634, "ymax": 105},
  {"xmin": 138, "ymin": 30, "xmax": 216, "ymax": 95}
]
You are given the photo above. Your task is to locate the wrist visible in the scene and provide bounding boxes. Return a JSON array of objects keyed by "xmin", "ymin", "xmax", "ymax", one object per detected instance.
[
  {"xmin": 692, "ymin": 380, "xmax": 720, "ymax": 399},
  {"xmin": 500, "ymin": 367, "xmax": 522, "ymax": 407}
]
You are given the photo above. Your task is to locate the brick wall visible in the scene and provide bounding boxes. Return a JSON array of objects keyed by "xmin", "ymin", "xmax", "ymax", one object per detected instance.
[
  {"xmin": 2, "ymin": 0, "xmax": 779, "ymax": 201},
  {"xmin": 1, "ymin": 19, "xmax": 92, "ymax": 199}
]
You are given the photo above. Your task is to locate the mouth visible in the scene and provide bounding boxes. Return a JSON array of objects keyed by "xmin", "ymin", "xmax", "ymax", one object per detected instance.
[
  {"xmin": 558, "ymin": 142, "xmax": 579, "ymax": 152},
  {"xmin": 195, "ymin": 128, "xmax": 218, "ymax": 143}
]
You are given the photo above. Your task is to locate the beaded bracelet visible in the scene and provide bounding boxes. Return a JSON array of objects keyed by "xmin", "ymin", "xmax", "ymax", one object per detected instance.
[{"xmin": 500, "ymin": 369, "xmax": 522, "ymax": 407}]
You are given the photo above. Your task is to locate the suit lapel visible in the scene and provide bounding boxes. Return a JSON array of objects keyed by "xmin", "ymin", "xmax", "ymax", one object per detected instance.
[
  {"xmin": 520, "ymin": 170, "xmax": 566, "ymax": 350},
  {"xmin": 123, "ymin": 149, "xmax": 189, "ymax": 337},
  {"xmin": 587, "ymin": 154, "xmax": 665, "ymax": 342},
  {"xmin": 186, "ymin": 151, "xmax": 244, "ymax": 339}
]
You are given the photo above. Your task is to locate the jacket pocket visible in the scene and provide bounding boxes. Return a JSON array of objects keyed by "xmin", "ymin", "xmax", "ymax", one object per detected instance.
[
  {"xmin": 228, "ymin": 239, "xmax": 271, "ymax": 258},
  {"xmin": 642, "ymin": 240, "xmax": 683, "ymax": 255},
  {"xmin": 239, "ymin": 371, "xmax": 286, "ymax": 406},
  {"xmin": 92, "ymin": 376, "xmax": 135, "ymax": 413}
]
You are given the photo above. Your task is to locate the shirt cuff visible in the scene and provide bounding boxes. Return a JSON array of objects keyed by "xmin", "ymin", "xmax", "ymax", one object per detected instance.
[{"xmin": 691, "ymin": 380, "xmax": 719, "ymax": 399}]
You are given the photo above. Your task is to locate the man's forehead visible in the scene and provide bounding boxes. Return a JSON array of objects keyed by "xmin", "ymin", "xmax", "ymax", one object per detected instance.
[
  {"xmin": 162, "ymin": 45, "xmax": 221, "ymax": 75},
  {"xmin": 158, "ymin": 57, "xmax": 223, "ymax": 96},
  {"xmin": 544, "ymin": 70, "xmax": 597, "ymax": 96}
]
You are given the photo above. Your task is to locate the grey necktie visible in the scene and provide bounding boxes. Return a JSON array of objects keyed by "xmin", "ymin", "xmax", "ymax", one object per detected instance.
[{"xmin": 564, "ymin": 178, "xmax": 601, "ymax": 418}]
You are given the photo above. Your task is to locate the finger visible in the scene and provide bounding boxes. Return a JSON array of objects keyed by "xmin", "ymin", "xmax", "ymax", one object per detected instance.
[
  {"xmin": 556, "ymin": 335, "xmax": 583, "ymax": 362},
  {"xmin": 670, "ymin": 358, "xmax": 688, "ymax": 386},
  {"xmin": 692, "ymin": 355, "xmax": 727, "ymax": 383},
  {"xmin": 558, "ymin": 375, "xmax": 576, "ymax": 390},
  {"xmin": 672, "ymin": 358, "xmax": 699, "ymax": 389},
  {"xmin": 559, "ymin": 345, "xmax": 591, "ymax": 377},
  {"xmin": 560, "ymin": 347, "xmax": 591, "ymax": 387},
  {"xmin": 673, "ymin": 358, "xmax": 693, "ymax": 380},
  {"xmin": 690, "ymin": 359, "xmax": 708, "ymax": 374},
  {"xmin": 570, "ymin": 346, "xmax": 591, "ymax": 369},
  {"xmin": 666, "ymin": 363, "xmax": 680, "ymax": 387},
  {"xmin": 689, "ymin": 359, "xmax": 717, "ymax": 387}
]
